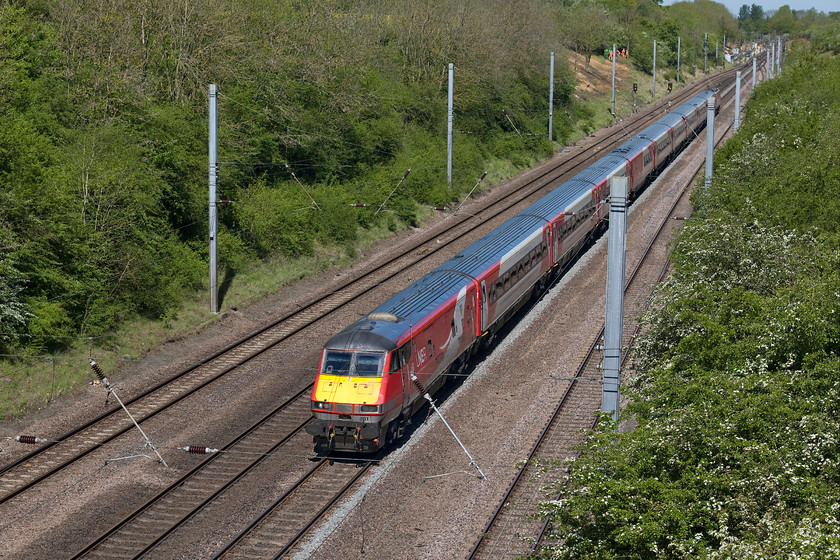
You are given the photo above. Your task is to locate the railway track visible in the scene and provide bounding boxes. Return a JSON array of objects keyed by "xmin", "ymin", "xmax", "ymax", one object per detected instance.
[
  {"xmin": 2, "ymin": 63, "xmax": 750, "ymax": 560},
  {"xmin": 464, "ymin": 68, "xmax": 747, "ymax": 560},
  {"xmin": 69, "ymin": 387, "xmax": 313, "ymax": 559},
  {"xmin": 210, "ymin": 460, "xmax": 371, "ymax": 560},
  {"xmin": 0, "ymin": 64, "xmax": 741, "ymax": 509}
]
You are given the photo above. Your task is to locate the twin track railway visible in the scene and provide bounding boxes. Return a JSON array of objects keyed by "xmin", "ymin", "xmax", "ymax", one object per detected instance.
[
  {"xmin": 0, "ymin": 64, "xmax": 736, "ymax": 503},
  {"xmin": 466, "ymin": 73, "xmax": 745, "ymax": 560},
  {"xmin": 1, "ymin": 62, "xmax": 753, "ymax": 559}
]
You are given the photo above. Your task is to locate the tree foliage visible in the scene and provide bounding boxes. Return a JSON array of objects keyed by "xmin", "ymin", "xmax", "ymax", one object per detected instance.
[
  {"xmin": 0, "ymin": 0, "xmax": 828, "ymax": 368},
  {"xmin": 0, "ymin": 0, "xmax": 576, "ymax": 358}
]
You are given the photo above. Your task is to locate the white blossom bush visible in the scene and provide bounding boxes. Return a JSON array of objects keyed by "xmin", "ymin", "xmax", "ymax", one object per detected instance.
[{"xmin": 537, "ymin": 44, "xmax": 840, "ymax": 560}]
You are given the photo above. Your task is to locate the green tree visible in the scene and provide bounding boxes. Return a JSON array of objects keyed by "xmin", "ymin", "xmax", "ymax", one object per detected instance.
[{"xmin": 559, "ymin": 0, "xmax": 620, "ymax": 70}]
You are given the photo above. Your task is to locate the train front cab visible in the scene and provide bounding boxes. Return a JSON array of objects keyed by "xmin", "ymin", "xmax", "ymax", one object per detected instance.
[{"xmin": 307, "ymin": 329, "xmax": 402, "ymax": 453}]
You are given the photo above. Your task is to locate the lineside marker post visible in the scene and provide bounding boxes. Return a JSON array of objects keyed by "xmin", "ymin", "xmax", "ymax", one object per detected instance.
[
  {"xmin": 705, "ymin": 97, "xmax": 716, "ymax": 190},
  {"xmin": 411, "ymin": 374, "xmax": 486, "ymax": 480},
  {"xmin": 602, "ymin": 176, "xmax": 627, "ymax": 423}
]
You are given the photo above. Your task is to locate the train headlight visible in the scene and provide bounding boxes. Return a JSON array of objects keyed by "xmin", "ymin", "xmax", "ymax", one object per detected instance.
[
  {"xmin": 358, "ymin": 404, "xmax": 383, "ymax": 413},
  {"xmin": 312, "ymin": 401, "xmax": 332, "ymax": 411}
]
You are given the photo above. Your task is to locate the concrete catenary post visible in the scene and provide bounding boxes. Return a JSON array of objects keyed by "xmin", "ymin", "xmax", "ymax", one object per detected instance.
[
  {"xmin": 602, "ymin": 176, "xmax": 627, "ymax": 423},
  {"xmin": 548, "ymin": 52, "xmax": 555, "ymax": 141},
  {"xmin": 704, "ymin": 97, "xmax": 716, "ymax": 189},
  {"xmin": 447, "ymin": 63, "xmax": 454, "ymax": 188},
  {"xmin": 611, "ymin": 44, "xmax": 616, "ymax": 116},
  {"xmin": 209, "ymin": 84, "xmax": 219, "ymax": 313},
  {"xmin": 652, "ymin": 40, "xmax": 657, "ymax": 99},
  {"xmin": 734, "ymin": 71, "xmax": 741, "ymax": 131},
  {"xmin": 677, "ymin": 36, "xmax": 681, "ymax": 82}
]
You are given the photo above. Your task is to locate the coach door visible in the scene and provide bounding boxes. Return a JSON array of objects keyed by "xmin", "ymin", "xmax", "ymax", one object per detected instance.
[{"xmin": 479, "ymin": 280, "xmax": 489, "ymax": 332}]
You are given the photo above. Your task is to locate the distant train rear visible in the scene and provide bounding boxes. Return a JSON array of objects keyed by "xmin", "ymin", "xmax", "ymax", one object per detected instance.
[{"xmin": 306, "ymin": 89, "xmax": 721, "ymax": 452}]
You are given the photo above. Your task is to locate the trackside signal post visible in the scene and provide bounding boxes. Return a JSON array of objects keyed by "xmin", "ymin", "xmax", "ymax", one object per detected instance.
[
  {"xmin": 602, "ymin": 176, "xmax": 627, "ymax": 422},
  {"xmin": 209, "ymin": 84, "xmax": 219, "ymax": 313}
]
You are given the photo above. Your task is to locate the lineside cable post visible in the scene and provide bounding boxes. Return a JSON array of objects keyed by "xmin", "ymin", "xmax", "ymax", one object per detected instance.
[{"xmin": 410, "ymin": 374, "xmax": 486, "ymax": 480}]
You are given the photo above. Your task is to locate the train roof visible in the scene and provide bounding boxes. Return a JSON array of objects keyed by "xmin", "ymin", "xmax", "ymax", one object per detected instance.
[
  {"xmin": 635, "ymin": 122, "xmax": 672, "ymax": 140},
  {"xmin": 651, "ymin": 113, "xmax": 686, "ymax": 130},
  {"xmin": 520, "ymin": 178, "xmax": 594, "ymax": 220},
  {"xmin": 326, "ymin": 329, "xmax": 399, "ymax": 353},
  {"xmin": 324, "ymin": 88, "xmax": 720, "ymax": 351},
  {"xmin": 671, "ymin": 91, "xmax": 713, "ymax": 117},
  {"xmin": 328, "ymin": 212, "xmax": 550, "ymax": 347},
  {"xmin": 613, "ymin": 136, "xmax": 652, "ymax": 157}
]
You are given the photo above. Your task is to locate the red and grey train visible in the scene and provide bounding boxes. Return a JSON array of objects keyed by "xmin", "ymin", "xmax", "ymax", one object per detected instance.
[{"xmin": 307, "ymin": 89, "xmax": 721, "ymax": 452}]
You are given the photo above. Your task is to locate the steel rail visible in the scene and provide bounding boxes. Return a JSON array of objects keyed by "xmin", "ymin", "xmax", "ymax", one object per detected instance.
[
  {"xmin": 210, "ymin": 461, "xmax": 372, "ymax": 559},
  {"xmin": 69, "ymin": 386, "xmax": 312, "ymax": 559}
]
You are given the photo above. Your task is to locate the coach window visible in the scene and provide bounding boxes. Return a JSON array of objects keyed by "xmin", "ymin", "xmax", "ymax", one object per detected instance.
[{"xmin": 427, "ymin": 338, "xmax": 434, "ymax": 358}]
